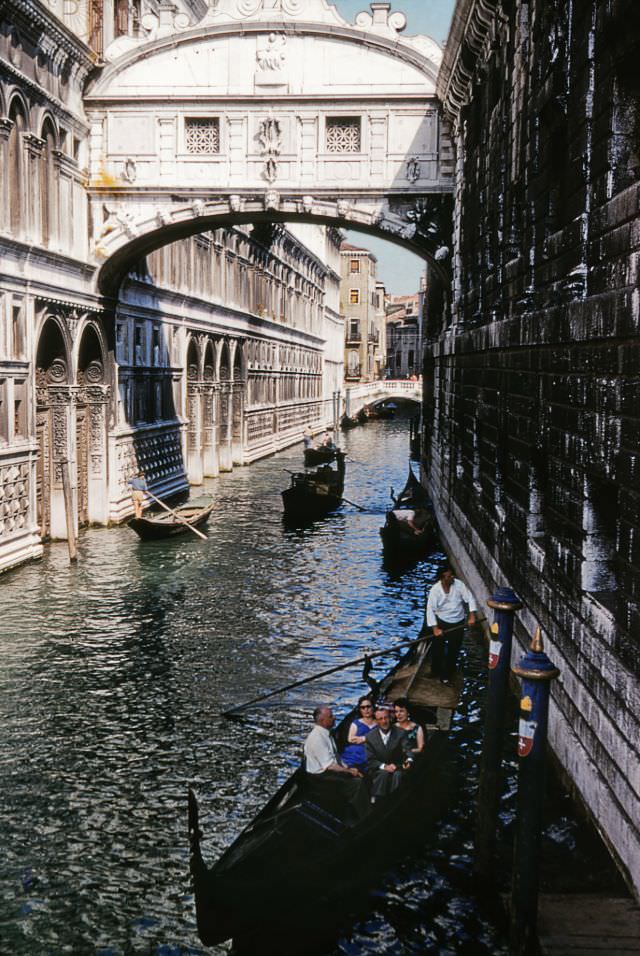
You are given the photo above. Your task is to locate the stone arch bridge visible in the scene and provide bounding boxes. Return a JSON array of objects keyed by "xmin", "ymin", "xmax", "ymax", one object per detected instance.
[
  {"xmin": 85, "ymin": 0, "xmax": 454, "ymax": 293},
  {"xmin": 344, "ymin": 378, "xmax": 421, "ymax": 418}
]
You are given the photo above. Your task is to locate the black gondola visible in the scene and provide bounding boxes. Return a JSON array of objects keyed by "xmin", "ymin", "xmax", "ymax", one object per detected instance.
[
  {"xmin": 340, "ymin": 414, "xmax": 359, "ymax": 429},
  {"xmin": 281, "ymin": 450, "xmax": 346, "ymax": 520},
  {"xmin": 128, "ymin": 503, "xmax": 214, "ymax": 540},
  {"xmin": 379, "ymin": 467, "xmax": 437, "ymax": 555},
  {"xmin": 303, "ymin": 445, "xmax": 337, "ymax": 467},
  {"xmin": 188, "ymin": 636, "xmax": 461, "ymax": 951}
]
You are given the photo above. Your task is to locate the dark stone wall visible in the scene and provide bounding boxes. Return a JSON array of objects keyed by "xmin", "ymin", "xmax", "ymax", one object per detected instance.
[{"xmin": 429, "ymin": 0, "xmax": 640, "ymax": 894}]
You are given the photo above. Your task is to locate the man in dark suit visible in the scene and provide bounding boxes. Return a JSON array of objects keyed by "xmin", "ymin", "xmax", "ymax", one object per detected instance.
[{"xmin": 365, "ymin": 704, "xmax": 413, "ymax": 800}]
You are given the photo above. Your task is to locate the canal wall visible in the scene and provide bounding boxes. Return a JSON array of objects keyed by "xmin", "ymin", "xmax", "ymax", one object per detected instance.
[{"xmin": 427, "ymin": 0, "xmax": 640, "ymax": 896}]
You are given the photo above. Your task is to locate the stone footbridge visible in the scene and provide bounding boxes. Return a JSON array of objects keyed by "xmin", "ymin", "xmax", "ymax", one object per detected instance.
[{"xmin": 344, "ymin": 379, "xmax": 422, "ymax": 418}]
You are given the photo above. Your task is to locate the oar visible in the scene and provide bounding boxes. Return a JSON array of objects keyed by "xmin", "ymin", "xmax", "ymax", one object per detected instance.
[
  {"xmin": 145, "ymin": 490, "xmax": 208, "ymax": 541},
  {"xmin": 221, "ymin": 631, "xmax": 432, "ymax": 718},
  {"xmin": 339, "ymin": 495, "xmax": 367, "ymax": 512},
  {"xmin": 221, "ymin": 616, "xmax": 487, "ymax": 718}
]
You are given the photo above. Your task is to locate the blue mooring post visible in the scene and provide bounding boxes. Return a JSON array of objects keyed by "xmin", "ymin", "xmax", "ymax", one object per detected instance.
[
  {"xmin": 474, "ymin": 587, "xmax": 522, "ymax": 883},
  {"xmin": 509, "ymin": 628, "xmax": 560, "ymax": 955}
]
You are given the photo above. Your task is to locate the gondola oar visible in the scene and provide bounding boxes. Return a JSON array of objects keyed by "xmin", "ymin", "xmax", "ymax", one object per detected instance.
[
  {"xmin": 145, "ymin": 490, "xmax": 208, "ymax": 541},
  {"xmin": 221, "ymin": 616, "xmax": 486, "ymax": 718},
  {"xmin": 339, "ymin": 495, "xmax": 367, "ymax": 512}
]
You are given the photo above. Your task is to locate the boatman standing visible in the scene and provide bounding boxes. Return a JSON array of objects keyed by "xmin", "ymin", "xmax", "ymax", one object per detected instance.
[
  {"xmin": 128, "ymin": 471, "xmax": 148, "ymax": 519},
  {"xmin": 425, "ymin": 566, "xmax": 477, "ymax": 685},
  {"xmin": 303, "ymin": 705, "xmax": 369, "ymax": 819}
]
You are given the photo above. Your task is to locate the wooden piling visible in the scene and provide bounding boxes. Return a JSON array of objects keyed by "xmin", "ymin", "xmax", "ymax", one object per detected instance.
[
  {"xmin": 60, "ymin": 459, "xmax": 78, "ymax": 562},
  {"xmin": 474, "ymin": 587, "xmax": 522, "ymax": 883},
  {"xmin": 509, "ymin": 628, "xmax": 560, "ymax": 955}
]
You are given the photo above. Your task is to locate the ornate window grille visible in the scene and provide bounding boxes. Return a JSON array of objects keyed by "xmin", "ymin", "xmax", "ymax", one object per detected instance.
[
  {"xmin": 185, "ymin": 118, "xmax": 220, "ymax": 154},
  {"xmin": 326, "ymin": 117, "xmax": 361, "ymax": 153}
]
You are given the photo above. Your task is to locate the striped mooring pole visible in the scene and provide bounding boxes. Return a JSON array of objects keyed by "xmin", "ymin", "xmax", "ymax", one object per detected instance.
[
  {"xmin": 474, "ymin": 586, "xmax": 522, "ymax": 882},
  {"xmin": 509, "ymin": 627, "xmax": 560, "ymax": 955}
]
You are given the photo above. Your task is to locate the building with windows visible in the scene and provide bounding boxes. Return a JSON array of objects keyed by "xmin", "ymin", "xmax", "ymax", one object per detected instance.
[
  {"xmin": 427, "ymin": 0, "xmax": 640, "ymax": 896},
  {"xmin": 385, "ymin": 286, "xmax": 425, "ymax": 379},
  {"xmin": 341, "ymin": 242, "xmax": 386, "ymax": 382},
  {"xmin": 0, "ymin": 0, "xmax": 344, "ymax": 571}
]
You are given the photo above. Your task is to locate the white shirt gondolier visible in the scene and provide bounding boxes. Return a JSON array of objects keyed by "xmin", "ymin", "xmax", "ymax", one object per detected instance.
[{"xmin": 425, "ymin": 568, "xmax": 477, "ymax": 684}]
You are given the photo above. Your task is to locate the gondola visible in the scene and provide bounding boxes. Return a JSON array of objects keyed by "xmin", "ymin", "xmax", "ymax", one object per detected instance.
[
  {"xmin": 379, "ymin": 467, "xmax": 437, "ymax": 556},
  {"xmin": 281, "ymin": 450, "xmax": 346, "ymax": 520},
  {"xmin": 127, "ymin": 502, "xmax": 214, "ymax": 540},
  {"xmin": 303, "ymin": 445, "xmax": 337, "ymax": 467},
  {"xmin": 340, "ymin": 414, "xmax": 359, "ymax": 429},
  {"xmin": 188, "ymin": 634, "xmax": 461, "ymax": 951}
]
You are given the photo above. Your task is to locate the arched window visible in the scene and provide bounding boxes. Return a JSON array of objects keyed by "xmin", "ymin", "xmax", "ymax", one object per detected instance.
[
  {"xmin": 40, "ymin": 118, "xmax": 57, "ymax": 248},
  {"xmin": 8, "ymin": 99, "xmax": 26, "ymax": 236}
]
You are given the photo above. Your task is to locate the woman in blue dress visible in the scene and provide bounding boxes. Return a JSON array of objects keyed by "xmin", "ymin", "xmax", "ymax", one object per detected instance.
[{"xmin": 340, "ymin": 696, "xmax": 376, "ymax": 770}]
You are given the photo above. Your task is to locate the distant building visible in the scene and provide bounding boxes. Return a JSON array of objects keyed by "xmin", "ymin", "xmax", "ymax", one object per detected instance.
[
  {"xmin": 384, "ymin": 275, "xmax": 426, "ymax": 378},
  {"xmin": 340, "ymin": 243, "xmax": 386, "ymax": 382}
]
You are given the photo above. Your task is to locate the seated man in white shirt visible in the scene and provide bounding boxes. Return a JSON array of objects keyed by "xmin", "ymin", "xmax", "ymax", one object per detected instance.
[
  {"xmin": 425, "ymin": 566, "xmax": 477, "ymax": 684},
  {"xmin": 303, "ymin": 705, "xmax": 370, "ymax": 820}
]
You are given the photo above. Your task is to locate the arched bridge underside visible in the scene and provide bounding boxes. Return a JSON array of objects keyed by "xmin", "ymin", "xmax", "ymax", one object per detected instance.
[{"xmin": 85, "ymin": 0, "xmax": 454, "ymax": 294}]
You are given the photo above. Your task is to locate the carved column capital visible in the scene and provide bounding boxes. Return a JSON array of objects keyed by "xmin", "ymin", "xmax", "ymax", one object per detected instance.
[{"xmin": 0, "ymin": 117, "xmax": 14, "ymax": 141}]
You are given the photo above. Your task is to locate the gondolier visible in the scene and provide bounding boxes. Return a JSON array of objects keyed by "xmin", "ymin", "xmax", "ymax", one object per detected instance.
[
  {"xmin": 128, "ymin": 471, "xmax": 148, "ymax": 519},
  {"xmin": 426, "ymin": 566, "xmax": 477, "ymax": 684}
]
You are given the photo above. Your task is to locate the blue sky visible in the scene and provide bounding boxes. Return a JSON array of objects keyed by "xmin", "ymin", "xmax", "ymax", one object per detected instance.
[
  {"xmin": 335, "ymin": 1, "xmax": 455, "ymax": 294},
  {"xmin": 334, "ymin": 0, "xmax": 455, "ymax": 44}
]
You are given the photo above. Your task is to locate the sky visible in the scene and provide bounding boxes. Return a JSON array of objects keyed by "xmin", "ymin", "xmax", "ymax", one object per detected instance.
[{"xmin": 335, "ymin": 1, "xmax": 456, "ymax": 295}]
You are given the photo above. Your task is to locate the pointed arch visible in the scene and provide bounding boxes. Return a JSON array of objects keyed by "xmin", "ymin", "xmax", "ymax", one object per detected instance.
[
  {"xmin": 186, "ymin": 336, "xmax": 200, "ymax": 381},
  {"xmin": 36, "ymin": 317, "xmax": 70, "ymax": 383},
  {"xmin": 40, "ymin": 115, "xmax": 58, "ymax": 248},
  {"xmin": 8, "ymin": 96, "xmax": 27, "ymax": 236}
]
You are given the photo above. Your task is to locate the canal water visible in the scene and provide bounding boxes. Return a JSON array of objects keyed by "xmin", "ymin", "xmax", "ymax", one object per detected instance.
[{"xmin": 0, "ymin": 415, "xmax": 622, "ymax": 955}]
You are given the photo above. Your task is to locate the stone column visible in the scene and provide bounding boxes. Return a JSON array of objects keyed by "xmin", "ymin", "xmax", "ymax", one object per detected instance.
[
  {"xmin": 203, "ymin": 384, "xmax": 219, "ymax": 477},
  {"xmin": 0, "ymin": 118, "xmax": 13, "ymax": 233},
  {"xmin": 186, "ymin": 382, "xmax": 204, "ymax": 484},
  {"xmin": 23, "ymin": 133, "xmax": 45, "ymax": 244},
  {"xmin": 49, "ymin": 387, "xmax": 75, "ymax": 540}
]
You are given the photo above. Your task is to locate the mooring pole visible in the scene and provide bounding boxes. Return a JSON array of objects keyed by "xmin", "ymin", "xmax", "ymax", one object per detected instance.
[
  {"xmin": 474, "ymin": 586, "xmax": 522, "ymax": 883},
  {"xmin": 509, "ymin": 627, "xmax": 560, "ymax": 955},
  {"xmin": 60, "ymin": 458, "xmax": 78, "ymax": 563}
]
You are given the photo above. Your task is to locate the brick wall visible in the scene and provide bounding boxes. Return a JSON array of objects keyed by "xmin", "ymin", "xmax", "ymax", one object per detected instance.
[{"xmin": 431, "ymin": 0, "xmax": 640, "ymax": 895}]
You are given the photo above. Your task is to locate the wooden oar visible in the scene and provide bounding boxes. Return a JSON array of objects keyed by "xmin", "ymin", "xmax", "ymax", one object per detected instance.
[
  {"xmin": 222, "ymin": 631, "xmax": 432, "ymax": 718},
  {"xmin": 145, "ymin": 490, "xmax": 208, "ymax": 541},
  {"xmin": 221, "ymin": 616, "xmax": 486, "ymax": 718},
  {"xmin": 339, "ymin": 495, "xmax": 367, "ymax": 512}
]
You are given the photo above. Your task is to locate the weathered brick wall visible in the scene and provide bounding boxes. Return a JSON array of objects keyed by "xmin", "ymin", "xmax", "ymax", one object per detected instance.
[{"xmin": 431, "ymin": 0, "xmax": 640, "ymax": 895}]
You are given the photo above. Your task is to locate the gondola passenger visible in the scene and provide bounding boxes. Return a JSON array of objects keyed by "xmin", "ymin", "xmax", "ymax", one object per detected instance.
[
  {"xmin": 392, "ymin": 697, "xmax": 425, "ymax": 753},
  {"xmin": 365, "ymin": 704, "xmax": 414, "ymax": 802},
  {"xmin": 339, "ymin": 696, "xmax": 377, "ymax": 771},
  {"xmin": 303, "ymin": 705, "xmax": 369, "ymax": 820}
]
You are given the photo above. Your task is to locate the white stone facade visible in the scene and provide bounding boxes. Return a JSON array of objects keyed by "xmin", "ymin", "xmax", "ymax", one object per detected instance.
[{"xmin": 0, "ymin": 0, "xmax": 348, "ymax": 572}]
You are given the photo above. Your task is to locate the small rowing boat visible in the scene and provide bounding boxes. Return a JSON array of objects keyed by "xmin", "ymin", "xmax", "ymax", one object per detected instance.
[
  {"xmin": 380, "ymin": 467, "xmax": 437, "ymax": 556},
  {"xmin": 188, "ymin": 634, "xmax": 462, "ymax": 951},
  {"xmin": 128, "ymin": 502, "xmax": 214, "ymax": 540},
  {"xmin": 282, "ymin": 451, "xmax": 346, "ymax": 520}
]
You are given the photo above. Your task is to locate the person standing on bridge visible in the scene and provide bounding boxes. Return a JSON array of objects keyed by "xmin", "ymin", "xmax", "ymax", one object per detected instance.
[{"xmin": 425, "ymin": 566, "xmax": 477, "ymax": 685}]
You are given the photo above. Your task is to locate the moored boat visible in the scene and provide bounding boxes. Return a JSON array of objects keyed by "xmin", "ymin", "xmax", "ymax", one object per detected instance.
[
  {"xmin": 380, "ymin": 467, "xmax": 437, "ymax": 556},
  {"xmin": 282, "ymin": 450, "xmax": 346, "ymax": 520},
  {"xmin": 188, "ymin": 635, "xmax": 461, "ymax": 951},
  {"xmin": 128, "ymin": 502, "xmax": 214, "ymax": 540}
]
